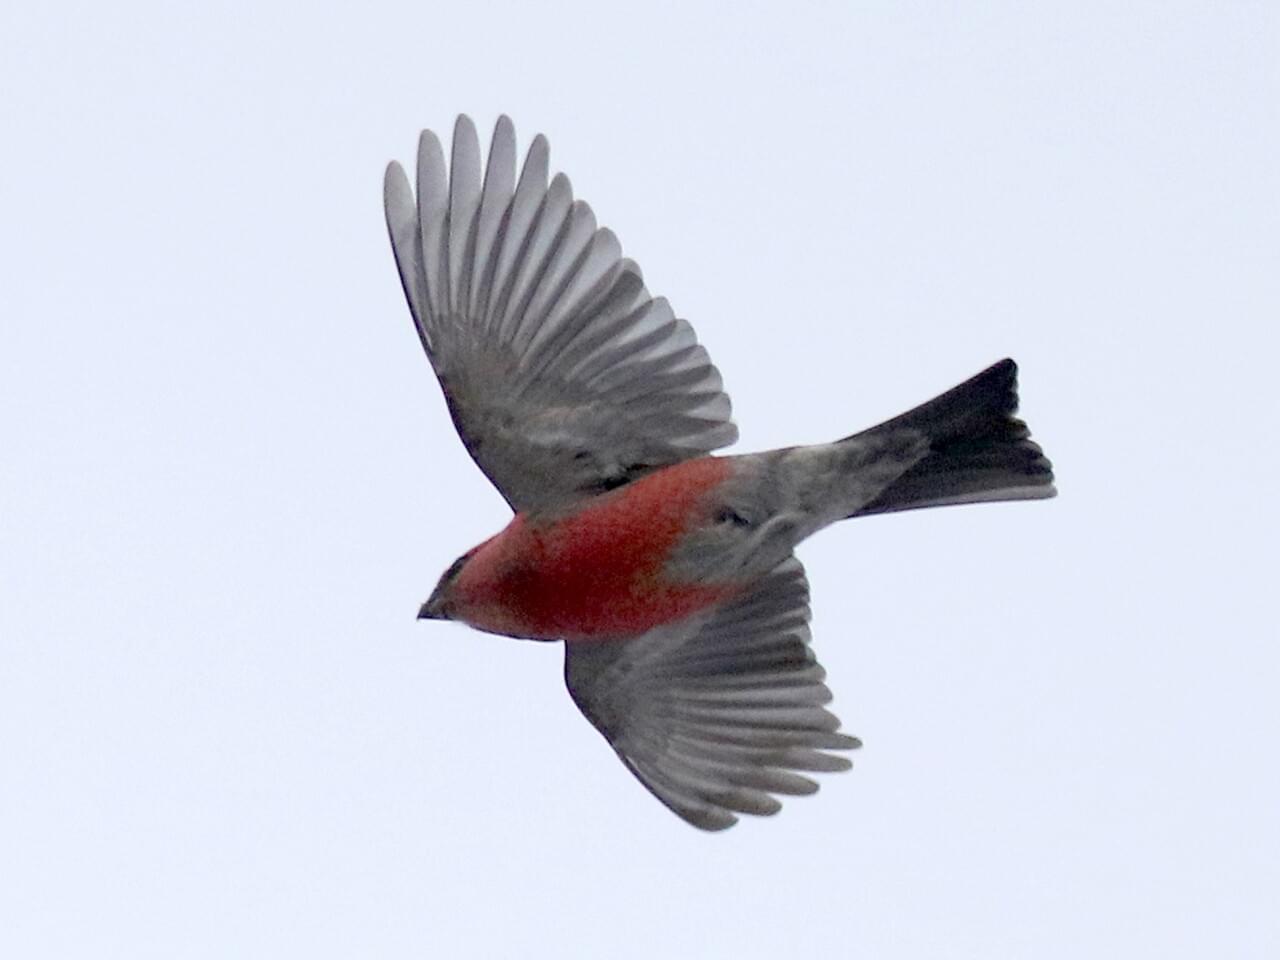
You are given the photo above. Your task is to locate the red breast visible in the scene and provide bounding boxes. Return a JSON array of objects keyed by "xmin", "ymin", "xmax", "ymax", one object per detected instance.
[{"xmin": 453, "ymin": 457, "xmax": 740, "ymax": 641}]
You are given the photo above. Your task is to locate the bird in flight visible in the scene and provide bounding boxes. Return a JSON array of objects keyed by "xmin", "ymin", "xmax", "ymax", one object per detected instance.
[{"xmin": 383, "ymin": 116, "xmax": 1055, "ymax": 830}]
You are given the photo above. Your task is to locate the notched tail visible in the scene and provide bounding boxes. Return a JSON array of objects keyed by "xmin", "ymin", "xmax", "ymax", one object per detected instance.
[{"xmin": 849, "ymin": 359, "xmax": 1056, "ymax": 517}]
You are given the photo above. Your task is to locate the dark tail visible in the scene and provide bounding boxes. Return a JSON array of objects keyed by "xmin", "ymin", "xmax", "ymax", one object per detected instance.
[{"xmin": 849, "ymin": 359, "xmax": 1055, "ymax": 517}]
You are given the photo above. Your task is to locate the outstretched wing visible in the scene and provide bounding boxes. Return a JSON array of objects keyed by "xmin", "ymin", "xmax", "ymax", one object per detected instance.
[
  {"xmin": 384, "ymin": 115, "xmax": 738, "ymax": 516},
  {"xmin": 564, "ymin": 556, "xmax": 859, "ymax": 830}
]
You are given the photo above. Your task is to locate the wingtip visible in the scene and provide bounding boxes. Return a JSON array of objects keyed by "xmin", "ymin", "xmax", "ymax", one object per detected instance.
[
  {"xmin": 416, "ymin": 127, "xmax": 443, "ymax": 159},
  {"xmin": 549, "ymin": 170, "xmax": 573, "ymax": 199},
  {"xmin": 525, "ymin": 132, "xmax": 550, "ymax": 174},
  {"xmin": 450, "ymin": 115, "xmax": 481, "ymax": 182},
  {"xmin": 692, "ymin": 811, "xmax": 739, "ymax": 832},
  {"xmin": 383, "ymin": 160, "xmax": 414, "ymax": 224},
  {"xmin": 415, "ymin": 130, "xmax": 446, "ymax": 201},
  {"xmin": 452, "ymin": 113, "xmax": 478, "ymax": 140},
  {"xmin": 383, "ymin": 159, "xmax": 408, "ymax": 195}
]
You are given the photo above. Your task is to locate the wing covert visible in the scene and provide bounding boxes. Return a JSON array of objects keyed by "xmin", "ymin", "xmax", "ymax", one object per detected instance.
[{"xmin": 385, "ymin": 115, "xmax": 738, "ymax": 515}]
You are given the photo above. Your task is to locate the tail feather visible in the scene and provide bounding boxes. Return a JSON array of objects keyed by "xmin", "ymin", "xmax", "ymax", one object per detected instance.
[{"xmin": 849, "ymin": 359, "xmax": 1055, "ymax": 517}]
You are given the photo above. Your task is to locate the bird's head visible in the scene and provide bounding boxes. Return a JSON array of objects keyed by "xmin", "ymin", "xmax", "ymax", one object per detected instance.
[{"xmin": 418, "ymin": 552, "xmax": 471, "ymax": 621}]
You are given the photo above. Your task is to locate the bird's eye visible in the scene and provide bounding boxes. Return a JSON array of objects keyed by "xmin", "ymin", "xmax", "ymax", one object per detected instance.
[{"xmin": 716, "ymin": 507, "xmax": 752, "ymax": 527}]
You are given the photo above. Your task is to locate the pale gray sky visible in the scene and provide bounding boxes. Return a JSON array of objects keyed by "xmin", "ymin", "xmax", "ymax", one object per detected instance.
[{"xmin": 2, "ymin": 2, "xmax": 1277, "ymax": 957}]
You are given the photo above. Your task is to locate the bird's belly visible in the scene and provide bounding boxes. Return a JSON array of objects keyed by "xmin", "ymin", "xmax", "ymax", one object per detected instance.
[{"xmin": 507, "ymin": 566, "xmax": 736, "ymax": 642}]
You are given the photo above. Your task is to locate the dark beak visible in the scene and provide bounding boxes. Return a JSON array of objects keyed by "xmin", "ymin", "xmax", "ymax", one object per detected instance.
[{"xmin": 417, "ymin": 595, "xmax": 448, "ymax": 620}]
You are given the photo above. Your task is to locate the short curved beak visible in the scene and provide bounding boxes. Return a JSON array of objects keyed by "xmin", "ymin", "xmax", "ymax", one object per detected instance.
[{"xmin": 417, "ymin": 595, "xmax": 448, "ymax": 620}]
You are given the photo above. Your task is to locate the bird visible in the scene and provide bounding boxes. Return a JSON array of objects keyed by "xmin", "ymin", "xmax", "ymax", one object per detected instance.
[{"xmin": 383, "ymin": 115, "xmax": 1056, "ymax": 830}]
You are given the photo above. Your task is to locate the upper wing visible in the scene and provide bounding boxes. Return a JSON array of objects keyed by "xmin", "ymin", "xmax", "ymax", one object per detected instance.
[
  {"xmin": 384, "ymin": 115, "xmax": 738, "ymax": 516},
  {"xmin": 564, "ymin": 556, "xmax": 859, "ymax": 830}
]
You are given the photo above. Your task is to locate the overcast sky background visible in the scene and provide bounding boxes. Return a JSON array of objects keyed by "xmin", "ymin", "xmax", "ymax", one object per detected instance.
[{"xmin": 2, "ymin": 2, "xmax": 1277, "ymax": 957}]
